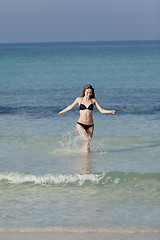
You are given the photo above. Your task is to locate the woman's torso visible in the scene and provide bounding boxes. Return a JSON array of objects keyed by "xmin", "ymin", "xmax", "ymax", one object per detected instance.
[{"xmin": 78, "ymin": 97, "xmax": 94, "ymax": 125}]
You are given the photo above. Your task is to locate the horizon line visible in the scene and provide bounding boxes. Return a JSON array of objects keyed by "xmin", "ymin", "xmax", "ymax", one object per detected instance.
[{"xmin": 0, "ymin": 39, "xmax": 160, "ymax": 45}]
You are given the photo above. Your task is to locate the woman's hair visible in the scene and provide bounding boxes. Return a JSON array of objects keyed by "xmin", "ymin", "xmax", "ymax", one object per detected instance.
[{"xmin": 80, "ymin": 84, "xmax": 95, "ymax": 98}]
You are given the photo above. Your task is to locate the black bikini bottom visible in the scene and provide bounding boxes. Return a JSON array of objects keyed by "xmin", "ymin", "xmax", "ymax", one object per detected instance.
[{"xmin": 77, "ymin": 122, "xmax": 94, "ymax": 130}]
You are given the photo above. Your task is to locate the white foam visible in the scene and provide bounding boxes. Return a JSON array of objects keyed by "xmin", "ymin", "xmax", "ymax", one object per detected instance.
[
  {"xmin": 0, "ymin": 172, "xmax": 105, "ymax": 186},
  {"xmin": 114, "ymin": 178, "xmax": 120, "ymax": 184}
]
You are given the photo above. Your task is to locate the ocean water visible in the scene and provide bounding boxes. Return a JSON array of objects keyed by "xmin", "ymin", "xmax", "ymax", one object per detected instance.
[{"xmin": 0, "ymin": 41, "xmax": 160, "ymax": 233}]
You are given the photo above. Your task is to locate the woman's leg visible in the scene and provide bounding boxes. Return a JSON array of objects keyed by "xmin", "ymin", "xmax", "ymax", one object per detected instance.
[
  {"xmin": 86, "ymin": 126, "xmax": 94, "ymax": 139},
  {"xmin": 76, "ymin": 124, "xmax": 92, "ymax": 153},
  {"xmin": 86, "ymin": 126, "xmax": 94, "ymax": 152}
]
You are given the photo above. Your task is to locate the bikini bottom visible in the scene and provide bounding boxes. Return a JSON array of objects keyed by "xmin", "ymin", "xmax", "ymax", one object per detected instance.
[{"xmin": 77, "ymin": 122, "xmax": 94, "ymax": 130}]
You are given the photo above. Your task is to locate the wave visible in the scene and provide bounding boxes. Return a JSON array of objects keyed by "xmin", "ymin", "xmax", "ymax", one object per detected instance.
[
  {"xmin": 0, "ymin": 171, "xmax": 159, "ymax": 188},
  {"xmin": 0, "ymin": 106, "xmax": 59, "ymax": 118}
]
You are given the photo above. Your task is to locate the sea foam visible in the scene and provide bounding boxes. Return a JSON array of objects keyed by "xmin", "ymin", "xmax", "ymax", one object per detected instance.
[{"xmin": 0, "ymin": 171, "xmax": 159, "ymax": 188}]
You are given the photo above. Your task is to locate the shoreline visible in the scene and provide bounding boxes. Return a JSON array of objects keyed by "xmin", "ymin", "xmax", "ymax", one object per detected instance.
[
  {"xmin": 0, "ymin": 227, "xmax": 160, "ymax": 240},
  {"xmin": 0, "ymin": 226, "xmax": 159, "ymax": 234}
]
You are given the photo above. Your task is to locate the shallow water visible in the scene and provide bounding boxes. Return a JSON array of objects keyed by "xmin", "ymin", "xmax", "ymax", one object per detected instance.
[{"xmin": 0, "ymin": 40, "xmax": 160, "ymax": 230}]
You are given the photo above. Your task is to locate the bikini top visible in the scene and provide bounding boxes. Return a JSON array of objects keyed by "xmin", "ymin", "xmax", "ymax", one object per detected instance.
[{"xmin": 79, "ymin": 98, "xmax": 94, "ymax": 111}]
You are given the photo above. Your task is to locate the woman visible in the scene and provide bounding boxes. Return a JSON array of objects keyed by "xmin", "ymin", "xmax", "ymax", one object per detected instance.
[{"xmin": 59, "ymin": 84, "xmax": 116, "ymax": 153}]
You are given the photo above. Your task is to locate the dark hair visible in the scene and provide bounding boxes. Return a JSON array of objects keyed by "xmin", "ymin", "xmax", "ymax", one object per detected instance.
[{"xmin": 80, "ymin": 84, "xmax": 95, "ymax": 98}]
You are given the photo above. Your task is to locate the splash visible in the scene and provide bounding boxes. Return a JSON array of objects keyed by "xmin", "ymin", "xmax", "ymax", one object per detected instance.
[{"xmin": 52, "ymin": 129, "xmax": 108, "ymax": 155}]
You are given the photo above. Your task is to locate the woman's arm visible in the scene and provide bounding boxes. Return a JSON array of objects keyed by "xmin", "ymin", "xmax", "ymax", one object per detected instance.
[
  {"xmin": 94, "ymin": 99, "xmax": 116, "ymax": 114},
  {"xmin": 58, "ymin": 97, "xmax": 79, "ymax": 116}
]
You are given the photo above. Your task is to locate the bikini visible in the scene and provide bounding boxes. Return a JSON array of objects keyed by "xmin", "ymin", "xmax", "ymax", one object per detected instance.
[{"xmin": 77, "ymin": 98, "xmax": 94, "ymax": 130}]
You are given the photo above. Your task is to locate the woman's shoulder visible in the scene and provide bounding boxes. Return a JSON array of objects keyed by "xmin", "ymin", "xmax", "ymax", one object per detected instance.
[
  {"xmin": 91, "ymin": 98, "xmax": 96, "ymax": 103},
  {"xmin": 77, "ymin": 97, "xmax": 82, "ymax": 100},
  {"xmin": 76, "ymin": 97, "xmax": 82, "ymax": 104}
]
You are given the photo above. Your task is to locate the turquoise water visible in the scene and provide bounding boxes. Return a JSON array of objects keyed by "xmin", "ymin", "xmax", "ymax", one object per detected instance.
[{"xmin": 0, "ymin": 41, "xmax": 160, "ymax": 231}]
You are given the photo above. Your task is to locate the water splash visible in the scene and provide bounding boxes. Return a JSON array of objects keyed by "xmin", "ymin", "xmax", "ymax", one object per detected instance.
[{"xmin": 52, "ymin": 129, "xmax": 108, "ymax": 155}]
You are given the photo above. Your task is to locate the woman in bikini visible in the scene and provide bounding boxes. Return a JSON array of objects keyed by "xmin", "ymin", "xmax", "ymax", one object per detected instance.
[{"xmin": 59, "ymin": 84, "xmax": 116, "ymax": 153}]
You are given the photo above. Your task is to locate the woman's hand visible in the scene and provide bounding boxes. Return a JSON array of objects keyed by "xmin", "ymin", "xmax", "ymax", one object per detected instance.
[
  {"xmin": 58, "ymin": 111, "xmax": 63, "ymax": 116},
  {"xmin": 111, "ymin": 110, "xmax": 116, "ymax": 114}
]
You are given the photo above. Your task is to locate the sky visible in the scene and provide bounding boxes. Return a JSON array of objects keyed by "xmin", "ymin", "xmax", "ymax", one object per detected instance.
[{"xmin": 0, "ymin": 0, "xmax": 160, "ymax": 43}]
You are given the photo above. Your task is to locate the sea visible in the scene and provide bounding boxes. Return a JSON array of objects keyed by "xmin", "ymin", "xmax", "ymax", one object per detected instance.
[{"xmin": 0, "ymin": 40, "xmax": 160, "ymax": 234}]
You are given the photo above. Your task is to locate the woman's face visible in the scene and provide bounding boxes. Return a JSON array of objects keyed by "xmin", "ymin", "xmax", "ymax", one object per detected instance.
[{"xmin": 85, "ymin": 88, "xmax": 92, "ymax": 98}]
